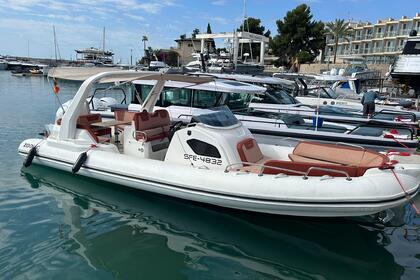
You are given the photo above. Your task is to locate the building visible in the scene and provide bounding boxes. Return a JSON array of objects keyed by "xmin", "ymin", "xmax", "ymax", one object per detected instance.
[
  {"xmin": 325, "ymin": 13, "xmax": 420, "ymax": 64},
  {"xmin": 173, "ymin": 37, "xmax": 215, "ymax": 65}
]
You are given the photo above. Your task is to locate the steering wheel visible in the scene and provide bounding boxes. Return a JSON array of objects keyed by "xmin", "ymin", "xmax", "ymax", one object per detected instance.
[{"xmin": 168, "ymin": 121, "xmax": 184, "ymax": 141}]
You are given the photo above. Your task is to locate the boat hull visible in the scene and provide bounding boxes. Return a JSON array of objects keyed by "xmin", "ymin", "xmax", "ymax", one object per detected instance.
[{"xmin": 18, "ymin": 139, "xmax": 420, "ymax": 217}]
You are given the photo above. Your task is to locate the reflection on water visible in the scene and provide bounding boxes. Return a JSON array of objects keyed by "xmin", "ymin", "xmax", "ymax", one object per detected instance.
[{"xmin": 14, "ymin": 165, "xmax": 413, "ymax": 279}]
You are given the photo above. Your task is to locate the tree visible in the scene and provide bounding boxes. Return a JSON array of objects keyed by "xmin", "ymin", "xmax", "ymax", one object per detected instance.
[
  {"xmin": 206, "ymin": 23, "xmax": 216, "ymax": 51},
  {"xmin": 325, "ymin": 19, "xmax": 353, "ymax": 63},
  {"xmin": 155, "ymin": 50, "xmax": 179, "ymax": 66},
  {"xmin": 192, "ymin": 28, "xmax": 200, "ymax": 39},
  {"xmin": 141, "ymin": 35, "xmax": 148, "ymax": 57},
  {"xmin": 237, "ymin": 17, "xmax": 270, "ymax": 60},
  {"xmin": 270, "ymin": 4, "xmax": 325, "ymax": 66}
]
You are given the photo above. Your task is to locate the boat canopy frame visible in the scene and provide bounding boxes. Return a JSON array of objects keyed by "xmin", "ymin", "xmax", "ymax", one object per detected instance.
[{"xmin": 58, "ymin": 71, "xmax": 213, "ymax": 140}]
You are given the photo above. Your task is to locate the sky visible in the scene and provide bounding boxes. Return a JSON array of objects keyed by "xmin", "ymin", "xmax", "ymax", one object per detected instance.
[{"xmin": 0, "ymin": 0, "xmax": 419, "ymax": 63}]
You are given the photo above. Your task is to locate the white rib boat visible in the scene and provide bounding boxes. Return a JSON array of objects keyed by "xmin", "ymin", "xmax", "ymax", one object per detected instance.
[{"xmin": 18, "ymin": 71, "xmax": 420, "ymax": 217}]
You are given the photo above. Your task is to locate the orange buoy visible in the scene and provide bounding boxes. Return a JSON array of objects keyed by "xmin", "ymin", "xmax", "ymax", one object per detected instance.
[{"xmin": 53, "ymin": 82, "xmax": 60, "ymax": 94}]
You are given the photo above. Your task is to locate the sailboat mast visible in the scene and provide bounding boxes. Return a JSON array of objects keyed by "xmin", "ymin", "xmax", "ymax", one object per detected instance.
[
  {"xmin": 240, "ymin": 0, "xmax": 246, "ymax": 58},
  {"xmin": 102, "ymin": 26, "xmax": 105, "ymax": 55},
  {"xmin": 53, "ymin": 25, "xmax": 57, "ymax": 61}
]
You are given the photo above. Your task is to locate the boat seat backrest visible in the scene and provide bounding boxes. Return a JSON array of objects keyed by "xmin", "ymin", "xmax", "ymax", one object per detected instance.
[
  {"xmin": 56, "ymin": 114, "xmax": 111, "ymax": 143},
  {"xmin": 77, "ymin": 114, "xmax": 111, "ymax": 142},
  {"xmin": 237, "ymin": 138, "xmax": 264, "ymax": 163},
  {"xmin": 115, "ymin": 110, "xmax": 137, "ymax": 122},
  {"xmin": 77, "ymin": 114, "xmax": 102, "ymax": 125},
  {"xmin": 133, "ymin": 109, "xmax": 170, "ymax": 142},
  {"xmin": 290, "ymin": 141, "xmax": 388, "ymax": 167}
]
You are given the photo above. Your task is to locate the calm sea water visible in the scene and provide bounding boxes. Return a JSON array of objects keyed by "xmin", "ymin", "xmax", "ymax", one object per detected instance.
[{"xmin": 1, "ymin": 71, "xmax": 420, "ymax": 280}]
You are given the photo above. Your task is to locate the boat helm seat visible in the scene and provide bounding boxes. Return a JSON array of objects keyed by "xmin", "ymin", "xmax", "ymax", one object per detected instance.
[
  {"xmin": 133, "ymin": 109, "xmax": 171, "ymax": 142},
  {"xmin": 115, "ymin": 109, "xmax": 137, "ymax": 132},
  {"xmin": 115, "ymin": 110, "xmax": 137, "ymax": 123}
]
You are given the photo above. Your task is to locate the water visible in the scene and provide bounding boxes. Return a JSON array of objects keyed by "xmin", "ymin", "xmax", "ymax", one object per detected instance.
[{"xmin": 0, "ymin": 71, "xmax": 420, "ymax": 280}]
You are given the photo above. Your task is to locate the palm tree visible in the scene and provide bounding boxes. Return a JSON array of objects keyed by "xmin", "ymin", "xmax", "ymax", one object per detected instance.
[
  {"xmin": 142, "ymin": 35, "xmax": 148, "ymax": 57},
  {"xmin": 325, "ymin": 19, "xmax": 353, "ymax": 64}
]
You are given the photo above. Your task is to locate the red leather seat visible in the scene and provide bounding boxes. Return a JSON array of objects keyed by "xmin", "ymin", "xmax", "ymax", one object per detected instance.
[
  {"xmin": 236, "ymin": 139, "xmax": 389, "ymax": 177},
  {"xmin": 133, "ymin": 110, "xmax": 170, "ymax": 142},
  {"xmin": 56, "ymin": 114, "xmax": 111, "ymax": 143}
]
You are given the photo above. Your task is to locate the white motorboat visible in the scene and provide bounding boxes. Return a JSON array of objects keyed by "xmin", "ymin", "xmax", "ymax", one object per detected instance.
[
  {"xmin": 19, "ymin": 71, "xmax": 420, "ymax": 217},
  {"xmin": 391, "ymin": 35, "xmax": 420, "ymax": 96},
  {"xmin": 274, "ymin": 73, "xmax": 415, "ymax": 113},
  {"xmin": 191, "ymin": 72, "xmax": 418, "ymax": 126}
]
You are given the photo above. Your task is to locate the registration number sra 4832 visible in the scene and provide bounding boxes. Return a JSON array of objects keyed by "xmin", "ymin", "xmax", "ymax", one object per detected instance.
[{"xmin": 184, "ymin": 154, "xmax": 222, "ymax": 165}]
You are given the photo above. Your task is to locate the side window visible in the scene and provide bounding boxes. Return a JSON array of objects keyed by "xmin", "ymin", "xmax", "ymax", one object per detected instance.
[
  {"xmin": 161, "ymin": 88, "xmax": 191, "ymax": 107},
  {"xmin": 225, "ymin": 93, "xmax": 251, "ymax": 110},
  {"xmin": 307, "ymin": 89, "xmax": 328, "ymax": 98},
  {"xmin": 187, "ymin": 139, "xmax": 221, "ymax": 158},
  {"xmin": 251, "ymin": 93, "xmax": 266, "ymax": 103},
  {"xmin": 193, "ymin": 90, "xmax": 222, "ymax": 108}
]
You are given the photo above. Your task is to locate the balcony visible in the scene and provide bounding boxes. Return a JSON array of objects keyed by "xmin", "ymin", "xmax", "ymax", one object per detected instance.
[
  {"xmin": 374, "ymin": 32, "xmax": 385, "ymax": 38},
  {"xmin": 398, "ymin": 29, "xmax": 408, "ymax": 36},
  {"xmin": 386, "ymin": 31, "xmax": 397, "ymax": 37},
  {"xmin": 364, "ymin": 34, "xmax": 373, "ymax": 40},
  {"xmin": 383, "ymin": 46, "xmax": 396, "ymax": 52},
  {"xmin": 372, "ymin": 47, "xmax": 383, "ymax": 53}
]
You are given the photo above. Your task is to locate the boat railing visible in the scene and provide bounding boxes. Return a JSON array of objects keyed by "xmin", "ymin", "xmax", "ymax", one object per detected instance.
[
  {"xmin": 224, "ymin": 162, "xmax": 352, "ymax": 181},
  {"xmin": 348, "ymin": 121, "xmax": 416, "ymax": 140},
  {"xmin": 276, "ymin": 137, "xmax": 302, "ymax": 145},
  {"xmin": 335, "ymin": 142, "xmax": 366, "ymax": 150},
  {"xmin": 304, "ymin": 167, "xmax": 352, "ymax": 181},
  {"xmin": 175, "ymin": 114, "xmax": 193, "ymax": 123},
  {"xmin": 374, "ymin": 109, "xmax": 416, "ymax": 122}
]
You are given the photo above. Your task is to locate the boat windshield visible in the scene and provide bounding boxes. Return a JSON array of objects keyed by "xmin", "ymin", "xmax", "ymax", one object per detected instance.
[
  {"xmin": 307, "ymin": 87, "xmax": 338, "ymax": 99},
  {"xmin": 192, "ymin": 106, "xmax": 239, "ymax": 127},
  {"xmin": 252, "ymin": 86, "xmax": 298, "ymax": 104},
  {"xmin": 402, "ymin": 40, "xmax": 420, "ymax": 55}
]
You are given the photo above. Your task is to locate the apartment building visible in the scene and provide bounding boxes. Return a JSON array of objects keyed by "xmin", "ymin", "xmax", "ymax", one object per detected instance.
[{"xmin": 325, "ymin": 13, "xmax": 420, "ymax": 64}]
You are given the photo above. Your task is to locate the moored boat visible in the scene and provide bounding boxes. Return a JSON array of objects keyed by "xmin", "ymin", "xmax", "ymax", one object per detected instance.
[{"xmin": 18, "ymin": 71, "xmax": 420, "ymax": 217}]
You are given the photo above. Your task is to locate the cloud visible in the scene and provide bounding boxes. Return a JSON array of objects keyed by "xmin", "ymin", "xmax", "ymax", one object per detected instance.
[{"xmin": 0, "ymin": 0, "xmax": 176, "ymax": 14}]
